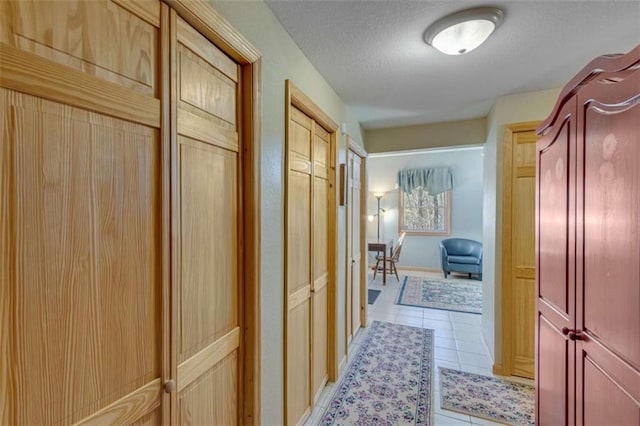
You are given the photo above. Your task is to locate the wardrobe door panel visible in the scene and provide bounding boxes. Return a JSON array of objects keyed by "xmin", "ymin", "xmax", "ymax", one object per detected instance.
[
  {"xmin": 575, "ymin": 70, "xmax": 640, "ymax": 425},
  {"xmin": 536, "ymin": 100, "xmax": 576, "ymax": 426},
  {"xmin": 537, "ymin": 316, "xmax": 569, "ymax": 426},
  {"xmin": 582, "ymin": 97, "xmax": 640, "ymax": 369},
  {"xmin": 538, "ymin": 119, "xmax": 571, "ymax": 316}
]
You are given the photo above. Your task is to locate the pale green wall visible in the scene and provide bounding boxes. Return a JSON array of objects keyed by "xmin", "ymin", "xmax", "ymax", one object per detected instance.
[
  {"xmin": 365, "ymin": 118, "xmax": 486, "ymax": 153},
  {"xmin": 367, "ymin": 148, "xmax": 484, "ymax": 270},
  {"xmin": 481, "ymin": 87, "xmax": 561, "ymax": 363},
  {"xmin": 210, "ymin": 1, "xmax": 364, "ymax": 423}
]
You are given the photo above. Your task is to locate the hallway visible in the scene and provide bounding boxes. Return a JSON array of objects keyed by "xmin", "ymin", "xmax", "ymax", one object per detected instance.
[{"xmin": 306, "ymin": 270, "xmax": 532, "ymax": 425}]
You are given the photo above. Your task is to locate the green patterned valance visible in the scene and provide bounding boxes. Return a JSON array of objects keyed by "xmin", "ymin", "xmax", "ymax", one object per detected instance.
[{"xmin": 397, "ymin": 167, "xmax": 453, "ymax": 195}]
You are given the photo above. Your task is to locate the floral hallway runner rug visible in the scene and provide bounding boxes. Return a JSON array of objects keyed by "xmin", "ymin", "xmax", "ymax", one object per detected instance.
[
  {"xmin": 397, "ymin": 276, "xmax": 482, "ymax": 314},
  {"xmin": 320, "ymin": 321, "xmax": 434, "ymax": 425},
  {"xmin": 439, "ymin": 368, "xmax": 535, "ymax": 425}
]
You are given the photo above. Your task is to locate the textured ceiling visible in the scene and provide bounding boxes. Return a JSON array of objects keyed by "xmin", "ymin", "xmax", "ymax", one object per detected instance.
[{"xmin": 265, "ymin": 0, "xmax": 640, "ymax": 129}]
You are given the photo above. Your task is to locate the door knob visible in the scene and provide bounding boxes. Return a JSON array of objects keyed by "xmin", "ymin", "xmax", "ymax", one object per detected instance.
[
  {"xmin": 561, "ymin": 327, "xmax": 586, "ymax": 341},
  {"xmin": 568, "ymin": 331, "xmax": 586, "ymax": 341},
  {"xmin": 164, "ymin": 379, "xmax": 176, "ymax": 393}
]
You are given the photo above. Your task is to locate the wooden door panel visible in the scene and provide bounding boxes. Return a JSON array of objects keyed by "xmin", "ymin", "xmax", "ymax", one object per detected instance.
[
  {"xmin": 512, "ymin": 134, "xmax": 536, "ymax": 378},
  {"xmin": 313, "ymin": 124, "xmax": 329, "ymax": 180},
  {"xmin": 352, "ymin": 165, "xmax": 361, "ymax": 254},
  {"xmin": 312, "ymin": 285, "xmax": 328, "ymax": 403},
  {"xmin": 513, "ymin": 278, "xmax": 535, "ymax": 376},
  {"xmin": 286, "ymin": 85, "xmax": 335, "ymax": 425},
  {"xmin": 313, "ymin": 178, "xmax": 328, "ymax": 280},
  {"xmin": 175, "ymin": 15, "xmax": 242, "ymax": 426},
  {"xmin": 582, "ymin": 102, "xmax": 640, "ymax": 370},
  {"xmin": 178, "ymin": 139, "xmax": 238, "ymax": 362},
  {"xmin": 287, "ymin": 301, "xmax": 311, "ymax": 425},
  {"xmin": 290, "ymin": 108, "xmax": 312, "ymax": 159},
  {"xmin": 513, "ymin": 179, "xmax": 535, "ymax": 267},
  {"xmin": 351, "ymin": 260, "xmax": 361, "ymax": 332},
  {"xmin": 1, "ymin": 0, "xmax": 159, "ymax": 96},
  {"xmin": 178, "ymin": 351, "xmax": 238, "ymax": 425},
  {"xmin": 288, "ymin": 171, "xmax": 311, "ymax": 295},
  {"xmin": 178, "ymin": 47, "xmax": 236, "ymax": 126},
  {"xmin": 0, "ymin": 87, "xmax": 9, "ymax": 426},
  {"xmin": 312, "ymin": 150, "xmax": 329, "ymax": 401},
  {"xmin": 351, "ymin": 167, "xmax": 361, "ymax": 333},
  {"xmin": 583, "ymin": 354, "xmax": 639, "ymax": 426},
  {"xmin": 286, "ymin": 101, "xmax": 313, "ymax": 425},
  {"xmin": 4, "ymin": 89, "xmax": 162, "ymax": 425},
  {"xmin": 538, "ymin": 121, "xmax": 570, "ymax": 316},
  {"xmin": 175, "ymin": 17, "xmax": 237, "ymax": 82},
  {"xmin": 345, "ymin": 158, "xmax": 354, "ymax": 342},
  {"xmin": 537, "ymin": 315, "xmax": 569, "ymax": 426},
  {"xmin": 130, "ymin": 407, "xmax": 162, "ymax": 426}
]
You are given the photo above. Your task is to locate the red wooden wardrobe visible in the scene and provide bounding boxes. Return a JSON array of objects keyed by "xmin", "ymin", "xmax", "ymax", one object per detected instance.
[{"xmin": 535, "ymin": 45, "xmax": 640, "ymax": 425}]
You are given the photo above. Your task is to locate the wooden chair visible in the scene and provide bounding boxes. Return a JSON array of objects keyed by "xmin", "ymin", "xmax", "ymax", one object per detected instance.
[{"xmin": 373, "ymin": 232, "xmax": 406, "ymax": 281}]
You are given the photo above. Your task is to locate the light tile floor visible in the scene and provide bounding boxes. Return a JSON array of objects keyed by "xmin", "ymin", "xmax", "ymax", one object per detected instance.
[{"xmin": 305, "ymin": 270, "xmax": 534, "ymax": 425}]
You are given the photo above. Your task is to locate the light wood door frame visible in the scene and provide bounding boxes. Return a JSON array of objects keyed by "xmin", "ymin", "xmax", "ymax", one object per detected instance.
[
  {"xmin": 284, "ymin": 80, "xmax": 339, "ymax": 425},
  {"xmin": 498, "ymin": 121, "xmax": 540, "ymax": 379},
  {"xmin": 345, "ymin": 138, "xmax": 368, "ymax": 356}
]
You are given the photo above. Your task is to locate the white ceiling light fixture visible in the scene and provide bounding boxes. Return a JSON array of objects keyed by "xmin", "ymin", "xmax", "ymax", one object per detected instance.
[{"xmin": 424, "ymin": 7, "xmax": 504, "ymax": 55}]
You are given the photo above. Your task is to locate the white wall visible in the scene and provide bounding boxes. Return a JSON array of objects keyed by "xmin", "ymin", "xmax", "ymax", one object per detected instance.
[
  {"xmin": 481, "ymin": 88, "xmax": 560, "ymax": 363},
  {"xmin": 209, "ymin": 2, "xmax": 364, "ymax": 423},
  {"xmin": 367, "ymin": 147, "xmax": 484, "ymax": 270}
]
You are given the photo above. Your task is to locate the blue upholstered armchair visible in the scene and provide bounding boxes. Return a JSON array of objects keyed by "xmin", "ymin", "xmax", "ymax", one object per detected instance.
[{"xmin": 439, "ymin": 238, "xmax": 483, "ymax": 280}]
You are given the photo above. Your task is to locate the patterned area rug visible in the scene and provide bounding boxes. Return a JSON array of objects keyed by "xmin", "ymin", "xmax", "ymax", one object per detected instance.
[
  {"xmin": 320, "ymin": 321, "xmax": 434, "ymax": 425},
  {"xmin": 439, "ymin": 368, "xmax": 535, "ymax": 425},
  {"xmin": 368, "ymin": 289, "xmax": 382, "ymax": 304},
  {"xmin": 397, "ymin": 276, "xmax": 482, "ymax": 314}
]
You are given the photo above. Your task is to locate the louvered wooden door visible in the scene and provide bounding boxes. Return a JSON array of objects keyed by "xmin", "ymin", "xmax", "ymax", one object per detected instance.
[
  {"xmin": 0, "ymin": 1, "xmax": 166, "ymax": 423},
  {"xmin": 173, "ymin": 13, "xmax": 242, "ymax": 425}
]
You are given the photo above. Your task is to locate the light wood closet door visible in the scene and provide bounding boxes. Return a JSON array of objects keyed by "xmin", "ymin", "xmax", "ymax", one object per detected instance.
[
  {"xmin": 173, "ymin": 15, "xmax": 242, "ymax": 425},
  {"xmin": 347, "ymin": 150, "xmax": 363, "ymax": 343},
  {"xmin": 286, "ymin": 105, "xmax": 333, "ymax": 425},
  {"xmin": 312, "ymin": 123, "xmax": 330, "ymax": 404},
  {"xmin": 503, "ymin": 125, "xmax": 538, "ymax": 379},
  {"xmin": 287, "ymin": 106, "xmax": 313, "ymax": 425},
  {"xmin": 0, "ymin": 1, "xmax": 165, "ymax": 424}
]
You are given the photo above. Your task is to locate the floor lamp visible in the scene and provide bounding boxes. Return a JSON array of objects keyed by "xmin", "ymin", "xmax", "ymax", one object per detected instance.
[{"xmin": 373, "ymin": 192, "xmax": 385, "ymax": 240}]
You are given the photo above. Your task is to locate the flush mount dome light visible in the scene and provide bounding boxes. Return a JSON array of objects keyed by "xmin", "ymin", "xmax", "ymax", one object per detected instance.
[{"xmin": 424, "ymin": 7, "xmax": 504, "ymax": 55}]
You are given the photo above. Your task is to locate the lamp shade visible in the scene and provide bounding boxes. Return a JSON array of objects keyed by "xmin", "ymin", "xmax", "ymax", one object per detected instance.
[{"xmin": 424, "ymin": 7, "xmax": 504, "ymax": 55}]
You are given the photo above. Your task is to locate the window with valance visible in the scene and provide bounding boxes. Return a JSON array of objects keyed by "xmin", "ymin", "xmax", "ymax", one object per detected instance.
[{"xmin": 397, "ymin": 167, "xmax": 453, "ymax": 235}]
